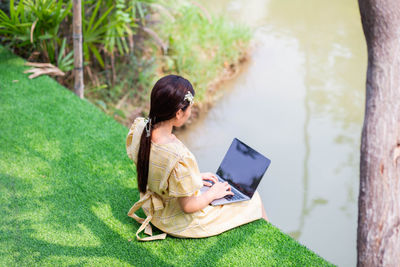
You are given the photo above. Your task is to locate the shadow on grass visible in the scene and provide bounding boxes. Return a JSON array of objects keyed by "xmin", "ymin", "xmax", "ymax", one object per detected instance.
[
  {"xmin": 0, "ymin": 107, "xmax": 169, "ymax": 265},
  {"xmin": 1, "ymin": 162, "xmax": 167, "ymax": 265},
  {"xmin": 191, "ymin": 224, "xmax": 257, "ymax": 265}
]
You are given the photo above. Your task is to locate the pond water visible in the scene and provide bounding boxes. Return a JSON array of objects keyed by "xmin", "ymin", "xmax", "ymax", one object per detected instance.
[{"xmin": 175, "ymin": 0, "xmax": 367, "ymax": 266}]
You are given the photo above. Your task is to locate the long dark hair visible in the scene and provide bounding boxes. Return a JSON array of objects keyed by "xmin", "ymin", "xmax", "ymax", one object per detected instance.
[{"xmin": 137, "ymin": 75, "xmax": 195, "ymax": 193}]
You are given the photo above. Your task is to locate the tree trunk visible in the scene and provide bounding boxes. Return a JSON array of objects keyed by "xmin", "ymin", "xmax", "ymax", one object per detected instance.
[
  {"xmin": 357, "ymin": 0, "xmax": 400, "ymax": 266},
  {"xmin": 73, "ymin": 0, "xmax": 84, "ymax": 99}
]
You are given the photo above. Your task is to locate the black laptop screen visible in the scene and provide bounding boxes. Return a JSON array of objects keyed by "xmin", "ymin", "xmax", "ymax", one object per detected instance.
[{"xmin": 216, "ymin": 138, "xmax": 271, "ymax": 198}]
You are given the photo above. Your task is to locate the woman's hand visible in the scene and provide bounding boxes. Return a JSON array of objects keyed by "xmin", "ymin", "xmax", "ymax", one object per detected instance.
[
  {"xmin": 201, "ymin": 172, "xmax": 218, "ymax": 186},
  {"xmin": 208, "ymin": 181, "xmax": 234, "ymax": 199},
  {"xmin": 178, "ymin": 173, "xmax": 233, "ymax": 213},
  {"xmin": 178, "ymin": 181, "xmax": 234, "ymax": 213}
]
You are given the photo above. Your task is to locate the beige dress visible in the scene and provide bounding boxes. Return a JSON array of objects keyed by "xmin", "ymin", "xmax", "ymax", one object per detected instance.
[{"xmin": 126, "ymin": 117, "xmax": 262, "ymax": 241}]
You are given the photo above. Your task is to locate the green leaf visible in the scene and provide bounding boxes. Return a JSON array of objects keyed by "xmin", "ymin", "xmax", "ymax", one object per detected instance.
[
  {"xmin": 83, "ymin": 43, "xmax": 90, "ymax": 62},
  {"xmin": 116, "ymin": 37, "xmax": 123, "ymax": 55},
  {"xmin": 9, "ymin": 0, "xmax": 15, "ymax": 21},
  {"xmin": 38, "ymin": 33, "xmax": 53, "ymax": 40},
  {"xmin": 57, "ymin": 37, "xmax": 67, "ymax": 65},
  {"xmin": 89, "ymin": 43, "xmax": 104, "ymax": 68},
  {"xmin": 87, "ymin": 0, "xmax": 101, "ymax": 33},
  {"xmin": 92, "ymin": 5, "xmax": 114, "ymax": 32},
  {"xmin": 0, "ymin": 9, "xmax": 10, "ymax": 21},
  {"xmin": 59, "ymin": 0, "xmax": 73, "ymax": 22}
]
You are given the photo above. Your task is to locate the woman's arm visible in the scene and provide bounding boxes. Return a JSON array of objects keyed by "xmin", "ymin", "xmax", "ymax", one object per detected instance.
[{"xmin": 178, "ymin": 182, "xmax": 234, "ymax": 213}]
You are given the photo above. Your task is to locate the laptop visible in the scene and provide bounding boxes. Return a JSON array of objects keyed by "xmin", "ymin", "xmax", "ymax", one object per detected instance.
[{"xmin": 200, "ymin": 138, "xmax": 271, "ymax": 206}]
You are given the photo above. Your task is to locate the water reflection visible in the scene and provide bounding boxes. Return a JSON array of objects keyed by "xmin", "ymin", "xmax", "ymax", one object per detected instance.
[
  {"xmin": 274, "ymin": 1, "xmax": 364, "ymax": 249},
  {"xmin": 178, "ymin": 1, "xmax": 366, "ymax": 266}
]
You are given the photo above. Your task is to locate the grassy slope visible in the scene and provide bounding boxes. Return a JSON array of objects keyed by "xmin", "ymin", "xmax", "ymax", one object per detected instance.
[{"xmin": 0, "ymin": 46, "xmax": 333, "ymax": 266}]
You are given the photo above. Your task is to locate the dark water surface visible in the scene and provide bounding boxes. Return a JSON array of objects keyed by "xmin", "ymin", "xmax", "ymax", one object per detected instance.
[{"xmin": 176, "ymin": 1, "xmax": 366, "ymax": 266}]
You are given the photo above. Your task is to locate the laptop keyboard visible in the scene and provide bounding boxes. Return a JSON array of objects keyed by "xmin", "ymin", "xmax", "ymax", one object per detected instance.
[
  {"xmin": 211, "ymin": 177, "xmax": 245, "ymax": 201},
  {"xmin": 224, "ymin": 194, "xmax": 243, "ymax": 201},
  {"xmin": 224, "ymin": 186, "xmax": 245, "ymax": 201}
]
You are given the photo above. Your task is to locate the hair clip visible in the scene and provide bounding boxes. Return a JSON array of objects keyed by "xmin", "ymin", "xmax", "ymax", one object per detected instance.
[
  {"xmin": 144, "ymin": 118, "xmax": 151, "ymax": 137},
  {"xmin": 184, "ymin": 91, "xmax": 194, "ymax": 105}
]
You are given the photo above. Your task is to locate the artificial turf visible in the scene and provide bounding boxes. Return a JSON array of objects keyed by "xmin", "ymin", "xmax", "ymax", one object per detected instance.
[{"xmin": 0, "ymin": 45, "xmax": 333, "ymax": 266}]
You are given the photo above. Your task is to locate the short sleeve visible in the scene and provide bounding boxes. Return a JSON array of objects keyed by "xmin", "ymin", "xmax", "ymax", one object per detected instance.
[
  {"xmin": 126, "ymin": 117, "xmax": 146, "ymax": 162},
  {"xmin": 168, "ymin": 155, "xmax": 203, "ymax": 197}
]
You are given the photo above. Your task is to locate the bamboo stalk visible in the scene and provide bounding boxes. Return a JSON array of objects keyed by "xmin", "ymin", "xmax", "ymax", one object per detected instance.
[{"xmin": 73, "ymin": 0, "xmax": 84, "ymax": 99}]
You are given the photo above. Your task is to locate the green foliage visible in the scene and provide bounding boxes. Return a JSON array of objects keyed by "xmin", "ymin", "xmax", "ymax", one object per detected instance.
[
  {"xmin": 84, "ymin": 0, "xmax": 252, "ymax": 124},
  {"xmin": 57, "ymin": 37, "xmax": 74, "ymax": 72},
  {"xmin": 0, "ymin": 0, "xmax": 72, "ymax": 62},
  {"xmin": 82, "ymin": 0, "xmax": 115, "ymax": 68},
  {"xmin": 80, "ymin": 0, "xmax": 148, "ymax": 69},
  {"xmin": 1, "ymin": 0, "xmax": 252, "ymax": 126},
  {"xmin": 0, "ymin": 0, "xmax": 35, "ymax": 48},
  {"xmin": 86, "ymin": 51, "xmax": 157, "ymax": 120},
  {"xmin": 103, "ymin": 0, "xmax": 134, "ymax": 55},
  {"xmin": 0, "ymin": 0, "xmax": 142, "ymax": 70},
  {"xmin": 25, "ymin": 0, "xmax": 72, "ymax": 62},
  {"xmin": 0, "ymin": 45, "xmax": 333, "ymax": 267},
  {"xmin": 158, "ymin": 1, "xmax": 252, "ymax": 100}
]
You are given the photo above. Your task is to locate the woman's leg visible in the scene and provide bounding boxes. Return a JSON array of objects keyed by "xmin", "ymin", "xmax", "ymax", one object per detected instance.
[{"xmin": 261, "ymin": 201, "xmax": 269, "ymax": 222}]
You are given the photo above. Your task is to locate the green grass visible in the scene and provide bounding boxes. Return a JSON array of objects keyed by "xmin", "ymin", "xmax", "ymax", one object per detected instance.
[
  {"xmin": 0, "ymin": 46, "xmax": 333, "ymax": 266},
  {"xmin": 158, "ymin": 1, "xmax": 252, "ymax": 101}
]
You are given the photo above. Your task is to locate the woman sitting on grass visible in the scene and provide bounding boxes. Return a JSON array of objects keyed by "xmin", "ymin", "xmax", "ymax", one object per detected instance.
[{"xmin": 126, "ymin": 74, "xmax": 268, "ymax": 241}]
